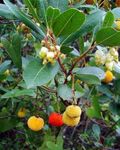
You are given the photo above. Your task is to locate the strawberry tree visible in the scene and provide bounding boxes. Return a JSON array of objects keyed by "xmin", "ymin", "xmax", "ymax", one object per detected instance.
[{"xmin": 0, "ymin": 0, "xmax": 120, "ymax": 149}]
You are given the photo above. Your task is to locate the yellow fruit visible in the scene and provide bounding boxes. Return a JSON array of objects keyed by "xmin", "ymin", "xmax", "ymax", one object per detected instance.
[
  {"xmin": 66, "ymin": 105, "xmax": 82, "ymax": 118},
  {"xmin": 17, "ymin": 108, "xmax": 26, "ymax": 118},
  {"xmin": 27, "ymin": 116, "xmax": 44, "ymax": 131},
  {"xmin": 103, "ymin": 70, "xmax": 113, "ymax": 83},
  {"xmin": 62, "ymin": 112, "xmax": 80, "ymax": 126}
]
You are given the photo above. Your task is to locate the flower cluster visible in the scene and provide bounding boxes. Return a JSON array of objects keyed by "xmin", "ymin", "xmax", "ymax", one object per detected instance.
[
  {"xmin": 39, "ymin": 40, "xmax": 66, "ymax": 65},
  {"xmin": 95, "ymin": 47, "xmax": 119, "ymax": 71}
]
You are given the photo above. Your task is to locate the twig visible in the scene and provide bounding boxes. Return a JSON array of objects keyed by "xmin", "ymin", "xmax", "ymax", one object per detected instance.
[{"xmin": 57, "ymin": 57, "xmax": 67, "ymax": 75}]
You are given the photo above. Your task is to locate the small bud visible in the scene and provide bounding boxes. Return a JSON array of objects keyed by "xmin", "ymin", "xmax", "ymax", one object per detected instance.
[
  {"xmin": 60, "ymin": 54, "xmax": 66, "ymax": 59},
  {"xmin": 4, "ymin": 69, "xmax": 10, "ymax": 76},
  {"xmin": 39, "ymin": 47, "xmax": 48, "ymax": 59},
  {"xmin": 50, "ymin": 46, "xmax": 55, "ymax": 51},
  {"xmin": 106, "ymin": 53, "xmax": 114, "ymax": 63},
  {"xmin": 95, "ymin": 50, "xmax": 106, "ymax": 65},
  {"xmin": 115, "ymin": 20, "xmax": 120, "ymax": 30},
  {"xmin": 67, "ymin": 75, "xmax": 71, "ymax": 81},
  {"xmin": 41, "ymin": 40, "xmax": 46, "ymax": 46},
  {"xmin": 110, "ymin": 48, "xmax": 119, "ymax": 62},
  {"xmin": 56, "ymin": 45, "xmax": 60, "ymax": 51},
  {"xmin": 105, "ymin": 61, "xmax": 114, "ymax": 71},
  {"xmin": 47, "ymin": 52, "xmax": 55, "ymax": 63}
]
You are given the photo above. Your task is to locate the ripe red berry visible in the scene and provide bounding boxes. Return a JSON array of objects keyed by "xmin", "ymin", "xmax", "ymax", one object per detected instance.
[{"xmin": 48, "ymin": 112, "xmax": 63, "ymax": 127}]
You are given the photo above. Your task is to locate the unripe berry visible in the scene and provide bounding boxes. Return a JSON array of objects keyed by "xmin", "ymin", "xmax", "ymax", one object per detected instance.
[{"xmin": 17, "ymin": 108, "xmax": 26, "ymax": 118}]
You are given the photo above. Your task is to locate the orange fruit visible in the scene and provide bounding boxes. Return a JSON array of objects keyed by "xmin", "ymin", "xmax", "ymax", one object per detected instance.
[{"xmin": 27, "ymin": 116, "xmax": 44, "ymax": 131}]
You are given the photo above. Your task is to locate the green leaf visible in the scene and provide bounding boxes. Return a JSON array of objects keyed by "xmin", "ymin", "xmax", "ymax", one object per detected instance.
[
  {"xmin": 103, "ymin": 11, "xmax": 114, "ymax": 27},
  {"xmin": 109, "ymin": 102, "xmax": 120, "ymax": 115},
  {"xmin": 1, "ymin": 33, "xmax": 22, "ymax": 68},
  {"xmin": 47, "ymin": 6, "xmax": 60, "ymax": 28},
  {"xmin": 62, "ymin": 9, "xmax": 105, "ymax": 44},
  {"xmin": 52, "ymin": 8, "xmax": 85, "ymax": 38},
  {"xmin": 92, "ymin": 124, "xmax": 100, "ymax": 139},
  {"xmin": 48, "ymin": 0, "xmax": 68, "ymax": 12},
  {"xmin": 0, "ymin": 4, "xmax": 15, "ymax": 19},
  {"xmin": 3, "ymin": 0, "xmax": 45, "ymax": 39},
  {"xmin": 96, "ymin": 27, "xmax": 120, "ymax": 46},
  {"xmin": 0, "ymin": 60, "xmax": 11, "ymax": 74},
  {"xmin": 86, "ymin": 97, "xmax": 101, "ymax": 118},
  {"xmin": 23, "ymin": 0, "xmax": 41, "ymax": 24},
  {"xmin": 1, "ymin": 89, "xmax": 36, "ymax": 99},
  {"xmin": 60, "ymin": 45, "xmax": 73, "ymax": 54},
  {"xmin": 23, "ymin": 59, "xmax": 59, "ymax": 88},
  {"xmin": 74, "ymin": 67, "xmax": 105, "ymax": 85},
  {"xmin": 38, "ymin": 0, "xmax": 48, "ymax": 23},
  {"xmin": 0, "ymin": 118, "xmax": 18, "ymax": 132},
  {"xmin": 57, "ymin": 84, "xmax": 72, "ymax": 100}
]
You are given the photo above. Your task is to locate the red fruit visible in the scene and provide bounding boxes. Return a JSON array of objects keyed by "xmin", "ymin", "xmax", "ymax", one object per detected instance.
[{"xmin": 48, "ymin": 112, "xmax": 63, "ymax": 127}]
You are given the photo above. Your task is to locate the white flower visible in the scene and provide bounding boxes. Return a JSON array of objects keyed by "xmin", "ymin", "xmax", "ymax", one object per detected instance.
[
  {"xmin": 110, "ymin": 48, "xmax": 119, "ymax": 62},
  {"xmin": 95, "ymin": 50, "xmax": 106, "ymax": 65},
  {"xmin": 39, "ymin": 47, "xmax": 48, "ymax": 58},
  {"xmin": 47, "ymin": 52, "xmax": 55, "ymax": 63},
  {"xmin": 106, "ymin": 53, "xmax": 114, "ymax": 63},
  {"xmin": 105, "ymin": 61, "xmax": 114, "ymax": 71},
  {"xmin": 56, "ymin": 45, "xmax": 60, "ymax": 51}
]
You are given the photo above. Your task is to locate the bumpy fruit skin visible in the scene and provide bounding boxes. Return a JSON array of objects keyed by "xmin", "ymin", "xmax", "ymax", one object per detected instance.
[
  {"xmin": 27, "ymin": 116, "xmax": 44, "ymax": 131},
  {"xmin": 17, "ymin": 108, "xmax": 26, "ymax": 118},
  {"xmin": 49, "ymin": 112, "xmax": 63, "ymax": 127},
  {"xmin": 66, "ymin": 105, "xmax": 81, "ymax": 118},
  {"xmin": 62, "ymin": 112, "xmax": 80, "ymax": 127},
  {"xmin": 116, "ymin": 0, "xmax": 120, "ymax": 7},
  {"xmin": 86, "ymin": 0, "xmax": 94, "ymax": 4},
  {"xmin": 103, "ymin": 70, "xmax": 113, "ymax": 83}
]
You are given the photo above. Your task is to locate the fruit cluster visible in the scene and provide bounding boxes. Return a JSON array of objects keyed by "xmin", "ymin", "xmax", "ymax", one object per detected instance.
[
  {"xmin": 62, "ymin": 105, "xmax": 82, "ymax": 126},
  {"xmin": 18, "ymin": 105, "xmax": 82, "ymax": 131},
  {"xmin": 95, "ymin": 47, "xmax": 119, "ymax": 71},
  {"xmin": 39, "ymin": 40, "xmax": 65, "ymax": 65}
]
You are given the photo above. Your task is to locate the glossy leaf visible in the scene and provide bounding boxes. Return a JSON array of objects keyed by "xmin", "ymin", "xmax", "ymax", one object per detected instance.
[
  {"xmin": 1, "ymin": 33, "xmax": 22, "ymax": 68},
  {"xmin": 0, "ymin": 4, "xmax": 15, "ymax": 19},
  {"xmin": 48, "ymin": 0, "xmax": 68, "ymax": 12},
  {"xmin": 47, "ymin": 6, "xmax": 60, "ymax": 28},
  {"xmin": 103, "ymin": 11, "xmax": 114, "ymax": 27},
  {"xmin": 96, "ymin": 27, "xmax": 120, "ymax": 46},
  {"xmin": 74, "ymin": 67, "xmax": 105, "ymax": 85},
  {"xmin": 62, "ymin": 9, "xmax": 105, "ymax": 44},
  {"xmin": 52, "ymin": 8, "xmax": 85, "ymax": 38},
  {"xmin": 23, "ymin": 59, "xmax": 59, "ymax": 88}
]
